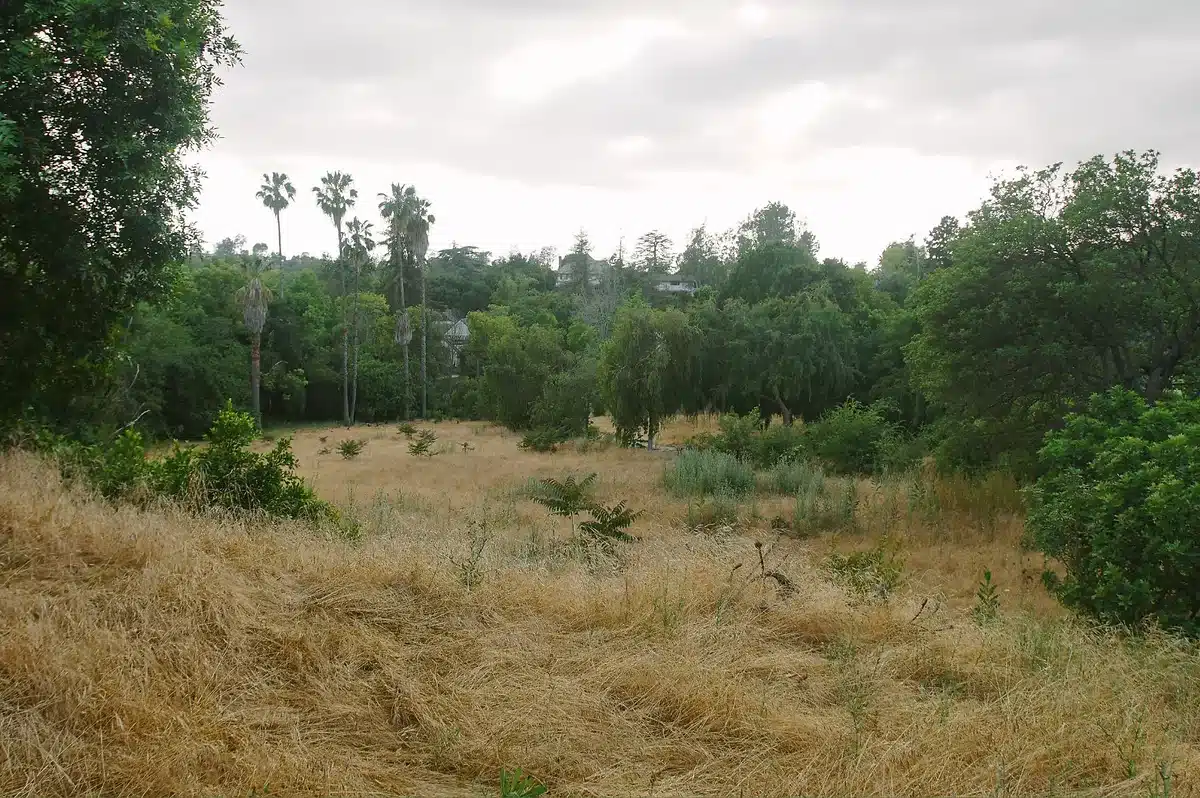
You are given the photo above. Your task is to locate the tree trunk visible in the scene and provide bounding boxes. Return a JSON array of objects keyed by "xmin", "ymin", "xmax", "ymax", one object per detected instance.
[
  {"xmin": 338, "ymin": 227, "xmax": 349, "ymax": 427},
  {"xmin": 276, "ymin": 211, "xmax": 285, "ymax": 299},
  {"xmin": 401, "ymin": 260, "xmax": 410, "ymax": 420},
  {"xmin": 250, "ymin": 332, "xmax": 262, "ymax": 428},
  {"xmin": 351, "ymin": 256, "xmax": 360, "ymax": 424},
  {"xmin": 772, "ymin": 385, "xmax": 793, "ymax": 426},
  {"xmin": 421, "ymin": 261, "xmax": 428, "ymax": 419}
]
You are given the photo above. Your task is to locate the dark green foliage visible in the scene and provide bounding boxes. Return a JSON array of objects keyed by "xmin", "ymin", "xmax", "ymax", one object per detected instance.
[
  {"xmin": 809, "ymin": 400, "xmax": 894, "ymax": 475},
  {"xmin": 519, "ymin": 427, "xmax": 570, "ymax": 453},
  {"xmin": 530, "ymin": 473, "xmax": 597, "ymax": 518},
  {"xmin": 973, "ymin": 570, "xmax": 1000, "ymax": 624},
  {"xmin": 1027, "ymin": 388, "xmax": 1200, "ymax": 637},
  {"xmin": 0, "ymin": 0, "xmax": 241, "ymax": 426},
  {"xmin": 578, "ymin": 501, "xmax": 640, "ymax": 545},
  {"xmin": 397, "ymin": 422, "xmax": 418, "ymax": 437}
]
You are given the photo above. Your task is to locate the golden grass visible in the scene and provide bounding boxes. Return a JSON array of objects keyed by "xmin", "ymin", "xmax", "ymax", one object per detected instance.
[{"xmin": 2, "ymin": 421, "xmax": 1198, "ymax": 797}]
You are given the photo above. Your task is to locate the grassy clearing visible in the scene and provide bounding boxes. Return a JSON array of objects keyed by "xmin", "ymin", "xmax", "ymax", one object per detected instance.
[{"xmin": 1, "ymin": 420, "xmax": 1198, "ymax": 797}]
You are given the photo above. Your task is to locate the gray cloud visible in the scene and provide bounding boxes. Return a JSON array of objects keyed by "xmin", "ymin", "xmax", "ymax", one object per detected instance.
[{"xmin": 205, "ymin": 0, "xmax": 1200, "ymax": 216}]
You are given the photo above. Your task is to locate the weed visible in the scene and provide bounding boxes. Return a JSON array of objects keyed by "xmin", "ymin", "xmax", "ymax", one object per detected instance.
[
  {"xmin": 686, "ymin": 494, "xmax": 740, "ymax": 532},
  {"xmin": 408, "ymin": 430, "xmax": 437, "ymax": 457},
  {"xmin": 973, "ymin": 569, "xmax": 1001, "ymax": 624},
  {"xmin": 579, "ymin": 501, "xmax": 640, "ymax": 547},
  {"xmin": 317, "ymin": 446, "xmax": 331, "ymax": 455},
  {"xmin": 766, "ymin": 457, "xmax": 825, "ymax": 496},
  {"xmin": 500, "ymin": 768, "xmax": 547, "ymax": 798},
  {"xmin": 793, "ymin": 475, "xmax": 856, "ymax": 536},
  {"xmin": 450, "ymin": 518, "xmax": 491, "ymax": 591},
  {"xmin": 529, "ymin": 473, "xmax": 597, "ymax": 519},
  {"xmin": 337, "ymin": 439, "xmax": 367, "ymax": 460}
]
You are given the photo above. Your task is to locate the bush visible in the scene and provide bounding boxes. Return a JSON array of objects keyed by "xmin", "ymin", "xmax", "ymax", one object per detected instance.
[
  {"xmin": 664, "ymin": 449, "xmax": 756, "ymax": 498},
  {"xmin": 519, "ymin": 426, "xmax": 571, "ymax": 453},
  {"xmin": 808, "ymin": 400, "xmax": 893, "ymax": 475},
  {"xmin": 824, "ymin": 537, "xmax": 904, "ymax": 602},
  {"xmin": 766, "ymin": 457, "xmax": 825, "ymax": 496},
  {"xmin": 338, "ymin": 439, "xmax": 366, "ymax": 460},
  {"xmin": 1027, "ymin": 388, "xmax": 1200, "ymax": 637},
  {"xmin": 53, "ymin": 402, "xmax": 333, "ymax": 523},
  {"xmin": 793, "ymin": 473, "xmax": 857, "ymax": 536}
]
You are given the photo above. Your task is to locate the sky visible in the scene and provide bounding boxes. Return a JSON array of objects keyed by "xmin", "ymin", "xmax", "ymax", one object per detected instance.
[{"xmin": 191, "ymin": 0, "xmax": 1200, "ymax": 267}]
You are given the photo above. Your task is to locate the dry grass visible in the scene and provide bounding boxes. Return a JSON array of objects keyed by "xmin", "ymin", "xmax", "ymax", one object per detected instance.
[{"xmin": 2, "ymin": 421, "xmax": 1199, "ymax": 797}]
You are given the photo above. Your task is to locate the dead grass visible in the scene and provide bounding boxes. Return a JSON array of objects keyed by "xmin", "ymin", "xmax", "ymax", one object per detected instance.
[{"xmin": 2, "ymin": 421, "xmax": 1198, "ymax": 797}]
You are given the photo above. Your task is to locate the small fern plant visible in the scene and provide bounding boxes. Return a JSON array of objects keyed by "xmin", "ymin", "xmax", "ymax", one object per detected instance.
[
  {"xmin": 408, "ymin": 429, "xmax": 437, "ymax": 457},
  {"xmin": 972, "ymin": 569, "xmax": 1000, "ymax": 624},
  {"xmin": 531, "ymin": 473, "xmax": 597, "ymax": 518},
  {"xmin": 500, "ymin": 768, "xmax": 547, "ymax": 798},
  {"xmin": 579, "ymin": 501, "xmax": 641, "ymax": 546}
]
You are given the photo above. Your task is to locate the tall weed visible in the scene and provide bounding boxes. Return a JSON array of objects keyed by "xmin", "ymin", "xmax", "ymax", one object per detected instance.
[{"xmin": 664, "ymin": 449, "xmax": 755, "ymax": 498}]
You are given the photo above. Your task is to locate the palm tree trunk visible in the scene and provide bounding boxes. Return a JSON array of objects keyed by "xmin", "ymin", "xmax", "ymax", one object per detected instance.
[
  {"xmin": 251, "ymin": 332, "xmax": 262, "ymax": 428},
  {"xmin": 338, "ymin": 228, "xmax": 349, "ymax": 427},
  {"xmin": 399, "ymin": 260, "xmax": 410, "ymax": 420},
  {"xmin": 420, "ymin": 260, "xmax": 428, "ymax": 419},
  {"xmin": 276, "ymin": 210, "xmax": 285, "ymax": 299},
  {"xmin": 351, "ymin": 257, "xmax": 360, "ymax": 424}
]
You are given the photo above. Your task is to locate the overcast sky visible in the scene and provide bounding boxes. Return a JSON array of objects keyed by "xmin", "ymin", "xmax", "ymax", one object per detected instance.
[{"xmin": 191, "ymin": 0, "xmax": 1200, "ymax": 266}]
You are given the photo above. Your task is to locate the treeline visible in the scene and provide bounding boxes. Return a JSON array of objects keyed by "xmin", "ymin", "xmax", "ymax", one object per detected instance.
[{"xmin": 16, "ymin": 151, "xmax": 1200, "ymax": 483}]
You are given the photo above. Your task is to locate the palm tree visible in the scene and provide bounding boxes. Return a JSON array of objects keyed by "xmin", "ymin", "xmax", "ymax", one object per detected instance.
[
  {"xmin": 379, "ymin": 183, "xmax": 417, "ymax": 418},
  {"xmin": 401, "ymin": 192, "xmax": 435, "ymax": 419},
  {"xmin": 236, "ymin": 256, "xmax": 273, "ymax": 428},
  {"xmin": 343, "ymin": 217, "xmax": 375, "ymax": 424},
  {"xmin": 255, "ymin": 172, "xmax": 295, "ymax": 297},
  {"xmin": 312, "ymin": 171, "xmax": 358, "ymax": 426}
]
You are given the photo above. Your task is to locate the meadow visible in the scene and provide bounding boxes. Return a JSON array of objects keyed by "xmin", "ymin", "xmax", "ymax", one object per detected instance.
[{"xmin": 1, "ymin": 418, "xmax": 1198, "ymax": 797}]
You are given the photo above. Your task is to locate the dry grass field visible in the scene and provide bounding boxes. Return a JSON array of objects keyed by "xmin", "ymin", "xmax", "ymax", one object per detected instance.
[{"xmin": 2, "ymin": 419, "xmax": 1198, "ymax": 797}]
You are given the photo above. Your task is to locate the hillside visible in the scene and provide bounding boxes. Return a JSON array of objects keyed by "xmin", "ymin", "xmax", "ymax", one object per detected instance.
[{"xmin": 1, "ymin": 426, "xmax": 1198, "ymax": 797}]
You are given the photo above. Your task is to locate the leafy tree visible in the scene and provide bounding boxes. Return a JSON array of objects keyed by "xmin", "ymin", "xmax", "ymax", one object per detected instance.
[
  {"xmin": 633, "ymin": 230, "xmax": 674, "ymax": 274},
  {"xmin": 678, "ymin": 225, "xmax": 727, "ymax": 288},
  {"xmin": 0, "ymin": 0, "xmax": 240, "ymax": 426},
  {"xmin": 214, "ymin": 235, "xmax": 248, "ymax": 258},
  {"xmin": 735, "ymin": 201, "xmax": 816, "ymax": 256},
  {"xmin": 313, "ymin": 171, "xmax": 358, "ymax": 425},
  {"xmin": 874, "ymin": 239, "xmax": 927, "ymax": 306},
  {"xmin": 908, "ymin": 150, "xmax": 1200, "ymax": 470},
  {"xmin": 256, "ymin": 172, "xmax": 296, "ymax": 295},
  {"xmin": 564, "ymin": 229, "xmax": 595, "ymax": 295},
  {"xmin": 1027, "ymin": 388, "xmax": 1200, "ymax": 637}
]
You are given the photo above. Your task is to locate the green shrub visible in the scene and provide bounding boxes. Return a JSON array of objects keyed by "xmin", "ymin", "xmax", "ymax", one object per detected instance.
[
  {"xmin": 755, "ymin": 423, "xmax": 808, "ymax": 468},
  {"xmin": 519, "ymin": 426, "xmax": 571, "ymax": 452},
  {"xmin": 408, "ymin": 430, "xmax": 437, "ymax": 457},
  {"xmin": 824, "ymin": 537, "xmax": 905, "ymax": 602},
  {"xmin": 337, "ymin": 439, "xmax": 366, "ymax": 460},
  {"xmin": 714, "ymin": 409, "xmax": 762, "ymax": 463},
  {"xmin": 809, "ymin": 400, "xmax": 893, "ymax": 475},
  {"xmin": 766, "ymin": 457, "xmax": 825, "ymax": 496},
  {"xmin": 664, "ymin": 449, "xmax": 755, "ymax": 498},
  {"xmin": 1027, "ymin": 388, "xmax": 1200, "ymax": 637},
  {"xmin": 397, "ymin": 422, "xmax": 418, "ymax": 437},
  {"xmin": 793, "ymin": 472, "xmax": 856, "ymax": 536}
]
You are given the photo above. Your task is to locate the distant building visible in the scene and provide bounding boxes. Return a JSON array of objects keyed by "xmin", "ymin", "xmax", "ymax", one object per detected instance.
[
  {"xmin": 655, "ymin": 277, "xmax": 699, "ymax": 295},
  {"xmin": 440, "ymin": 317, "xmax": 470, "ymax": 374},
  {"xmin": 556, "ymin": 253, "xmax": 611, "ymax": 288}
]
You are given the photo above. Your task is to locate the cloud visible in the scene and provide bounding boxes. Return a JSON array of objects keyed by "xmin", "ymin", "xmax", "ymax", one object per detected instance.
[{"xmin": 195, "ymin": 0, "xmax": 1200, "ymax": 265}]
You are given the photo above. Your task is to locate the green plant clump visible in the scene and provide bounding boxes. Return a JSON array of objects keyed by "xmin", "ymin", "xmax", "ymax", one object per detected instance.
[
  {"xmin": 337, "ymin": 438, "xmax": 366, "ymax": 460},
  {"xmin": 1027, "ymin": 387, "xmax": 1200, "ymax": 637},
  {"xmin": 664, "ymin": 449, "xmax": 756, "ymax": 498},
  {"xmin": 408, "ymin": 429, "xmax": 438, "ymax": 457}
]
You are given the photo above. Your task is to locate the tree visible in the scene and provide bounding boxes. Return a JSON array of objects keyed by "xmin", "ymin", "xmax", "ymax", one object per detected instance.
[
  {"xmin": 875, "ymin": 239, "xmax": 927, "ymax": 306},
  {"xmin": 678, "ymin": 225, "xmax": 727, "ymax": 288},
  {"xmin": 343, "ymin": 217, "xmax": 375, "ymax": 424},
  {"xmin": 736, "ymin": 201, "xmax": 816, "ymax": 256},
  {"xmin": 633, "ymin": 230, "xmax": 674, "ymax": 274},
  {"xmin": 214, "ymin": 235, "xmax": 248, "ymax": 258},
  {"xmin": 312, "ymin": 171, "xmax": 357, "ymax": 425},
  {"xmin": 393, "ymin": 188, "xmax": 436, "ymax": 418},
  {"xmin": 235, "ymin": 257, "xmax": 273, "ymax": 427},
  {"xmin": 0, "ymin": 0, "xmax": 240, "ymax": 425},
  {"xmin": 256, "ymin": 171, "xmax": 296, "ymax": 296},
  {"xmin": 599, "ymin": 298, "xmax": 697, "ymax": 449},
  {"xmin": 908, "ymin": 150, "xmax": 1200, "ymax": 470},
  {"xmin": 379, "ymin": 183, "xmax": 416, "ymax": 417},
  {"xmin": 566, "ymin": 229, "xmax": 595, "ymax": 295}
]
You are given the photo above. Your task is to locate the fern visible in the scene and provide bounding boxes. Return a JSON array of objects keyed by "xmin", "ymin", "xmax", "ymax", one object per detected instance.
[
  {"xmin": 530, "ymin": 473, "xmax": 597, "ymax": 518},
  {"xmin": 579, "ymin": 500, "xmax": 640, "ymax": 545}
]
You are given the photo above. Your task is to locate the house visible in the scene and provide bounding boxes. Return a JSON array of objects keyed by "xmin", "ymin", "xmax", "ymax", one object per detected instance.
[
  {"xmin": 441, "ymin": 317, "xmax": 470, "ymax": 374},
  {"xmin": 655, "ymin": 277, "xmax": 699, "ymax": 295},
  {"xmin": 556, "ymin": 253, "xmax": 611, "ymax": 288}
]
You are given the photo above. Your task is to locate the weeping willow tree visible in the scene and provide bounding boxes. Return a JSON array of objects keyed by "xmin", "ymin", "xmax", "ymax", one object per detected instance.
[
  {"xmin": 599, "ymin": 297, "xmax": 697, "ymax": 450},
  {"xmin": 236, "ymin": 259, "xmax": 273, "ymax": 427},
  {"xmin": 343, "ymin": 217, "xmax": 375, "ymax": 424},
  {"xmin": 312, "ymin": 171, "xmax": 357, "ymax": 425}
]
